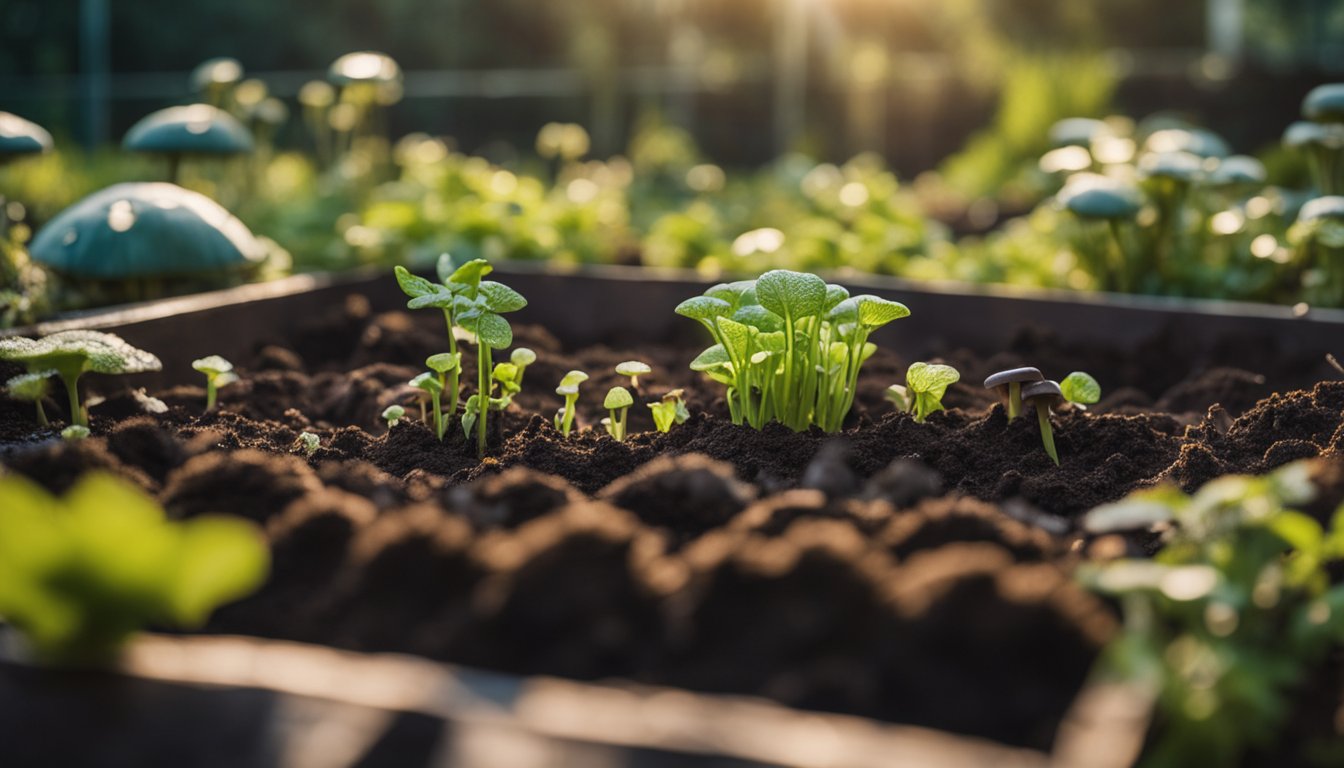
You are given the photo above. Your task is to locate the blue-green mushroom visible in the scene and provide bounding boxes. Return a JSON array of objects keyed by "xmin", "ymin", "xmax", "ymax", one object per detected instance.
[{"xmin": 123, "ymin": 104, "xmax": 253, "ymax": 183}]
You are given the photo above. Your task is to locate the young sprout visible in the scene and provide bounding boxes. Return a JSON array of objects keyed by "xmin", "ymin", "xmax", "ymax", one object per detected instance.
[
  {"xmin": 1022, "ymin": 380, "xmax": 1064, "ymax": 466},
  {"xmin": 0, "ymin": 331, "xmax": 161, "ymax": 428},
  {"xmin": 884, "ymin": 384, "xmax": 909, "ymax": 413},
  {"xmin": 382, "ymin": 404, "xmax": 405, "ymax": 429},
  {"xmin": 603, "ymin": 386, "xmax": 634, "ymax": 441},
  {"xmin": 297, "ymin": 431, "xmax": 320, "ymax": 457},
  {"xmin": 554, "ymin": 370, "xmax": 589, "ymax": 437},
  {"xmin": 615, "ymin": 360, "xmax": 652, "ymax": 390},
  {"xmin": 905, "ymin": 362, "xmax": 960, "ymax": 423},
  {"xmin": 410, "ymin": 372, "xmax": 446, "ymax": 440},
  {"xmin": 511, "ymin": 348, "xmax": 536, "ymax": 388},
  {"xmin": 983, "ymin": 367, "xmax": 1044, "ymax": 420},
  {"xmin": 648, "ymin": 388, "xmax": 690, "ymax": 433},
  {"xmin": 192, "ymin": 355, "xmax": 238, "ymax": 412},
  {"xmin": 61, "ymin": 425, "xmax": 90, "ymax": 441},
  {"xmin": 463, "ymin": 357, "xmax": 528, "ymax": 441},
  {"xmin": 6, "ymin": 370, "xmax": 54, "ymax": 426},
  {"xmin": 1060, "ymin": 371, "xmax": 1102, "ymax": 411},
  {"xmin": 425, "ymin": 353, "xmax": 459, "ymax": 435}
]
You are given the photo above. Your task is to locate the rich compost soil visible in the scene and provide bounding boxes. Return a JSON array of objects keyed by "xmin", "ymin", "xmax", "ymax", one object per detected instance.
[{"xmin": 4, "ymin": 292, "xmax": 1344, "ymax": 753}]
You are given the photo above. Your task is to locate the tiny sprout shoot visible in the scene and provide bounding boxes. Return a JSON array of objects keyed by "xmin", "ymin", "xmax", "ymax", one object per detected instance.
[
  {"xmin": 615, "ymin": 360, "xmax": 652, "ymax": 390},
  {"xmin": 905, "ymin": 362, "xmax": 960, "ymax": 423},
  {"xmin": 603, "ymin": 386, "xmax": 634, "ymax": 441},
  {"xmin": 510, "ymin": 348, "xmax": 536, "ymax": 388},
  {"xmin": 6, "ymin": 369, "xmax": 54, "ymax": 426},
  {"xmin": 61, "ymin": 425, "xmax": 90, "ymax": 441},
  {"xmin": 1022, "ymin": 380, "xmax": 1064, "ymax": 466},
  {"xmin": 0, "ymin": 330, "xmax": 161, "ymax": 428},
  {"xmin": 554, "ymin": 369, "xmax": 588, "ymax": 437},
  {"xmin": 884, "ymin": 384, "xmax": 909, "ymax": 413},
  {"xmin": 410, "ymin": 371, "xmax": 446, "ymax": 440},
  {"xmin": 192, "ymin": 355, "xmax": 238, "ymax": 412},
  {"xmin": 1060, "ymin": 371, "xmax": 1102, "ymax": 410},
  {"xmin": 648, "ymin": 388, "xmax": 690, "ymax": 433},
  {"xmin": 983, "ymin": 367, "xmax": 1044, "ymax": 420},
  {"xmin": 382, "ymin": 404, "xmax": 405, "ymax": 428},
  {"xmin": 297, "ymin": 431, "xmax": 320, "ymax": 457}
]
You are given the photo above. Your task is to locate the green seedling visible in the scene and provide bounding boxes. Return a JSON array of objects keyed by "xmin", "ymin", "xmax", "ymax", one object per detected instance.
[
  {"xmin": 1021, "ymin": 380, "xmax": 1063, "ymax": 465},
  {"xmin": 554, "ymin": 370, "xmax": 588, "ymax": 437},
  {"xmin": 382, "ymin": 404, "xmax": 405, "ymax": 428},
  {"xmin": 616, "ymin": 360, "xmax": 652, "ymax": 390},
  {"xmin": 0, "ymin": 331, "xmax": 161, "ymax": 428},
  {"xmin": 884, "ymin": 384, "xmax": 909, "ymax": 413},
  {"xmin": 904, "ymin": 362, "xmax": 960, "ymax": 423},
  {"xmin": 394, "ymin": 254, "xmax": 495, "ymax": 418},
  {"xmin": 453, "ymin": 264, "xmax": 527, "ymax": 458},
  {"xmin": 648, "ymin": 388, "xmax": 689, "ymax": 433},
  {"xmin": 511, "ymin": 348, "xmax": 536, "ymax": 388},
  {"xmin": 0, "ymin": 471, "xmax": 268, "ymax": 665},
  {"xmin": 6, "ymin": 369, "xmax": 54, "ymax": 426},
  {"xmin": 410, "ymin": 372, "xmax": 446, "ymax": 440},
  {"xmin": 1060, "ymin": 371, "xmax": 1102, "ymax": 410},
  {"xmin": 677, "ymin": 270, "xmax": 908, "ymax": 432},
  {"xmin": 61, "ymin": 425, "xmax": 90, "ymax": 441},
  {"xmin": 603, "ymin": 386, "xmax": 634, "ymax": 441},
  {"xmin": 983, "ymin": 367, "xmax": 1044, "ymax": 419},
  {"xmin": 192, "ymin": 355, "xmax": 238, "ymax": 411},
  {"xmin": 425, "ymin": 353, "xmax": 460, "ymax": 437},
  {"xmin": 461, "ymin": 358, "xmax": 528, "ymax": 442},
  {"xmin": 297, "ymin": 431, "xmax": 320, "ymax": 457}
]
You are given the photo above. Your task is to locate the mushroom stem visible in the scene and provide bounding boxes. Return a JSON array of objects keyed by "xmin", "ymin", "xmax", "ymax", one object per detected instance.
[
  {"xmin": 1037, "ymin": 406, "xmax": 1059, "ymax": 466},
  {"xmin": 205, "ymin": 380, "xmax": 217, "ymax": 411},
  {"xmin": 1008, "ymin": 382, "xmax": 1021, "ymax": 419},
  {"xmin": 62, "ymin": 375, "xmax": 85, "ymax": 428}
]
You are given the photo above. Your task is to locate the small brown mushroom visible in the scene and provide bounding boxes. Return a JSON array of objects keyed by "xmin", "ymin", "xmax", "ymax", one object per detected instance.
[
  {"xmin": 983, "ymin": 367, "xmax": 1044, "ymax": 419},
  {"xmin": 1021, "ymin": 380, "xmax": 1064, "ymax": 466}
]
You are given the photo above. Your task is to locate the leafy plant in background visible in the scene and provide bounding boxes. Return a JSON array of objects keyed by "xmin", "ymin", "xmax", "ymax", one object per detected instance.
[
  {"xmin": 1082, "ymin": 462, "xmax": 1344, "ymax": 768},
  {"xmin": 679, "ymin": 269, "xmax": 908, "ymax": 433},
  {"xmin": 192, "ymin": 355, "xmax": 238, "ymax": 411},
  {"xmin": 0, "ymin": 331, "xmax": 161, "ymax": 428},
  {"xmin": 0, "ymin": 471, "xmax": 267, "ymax": 665}
]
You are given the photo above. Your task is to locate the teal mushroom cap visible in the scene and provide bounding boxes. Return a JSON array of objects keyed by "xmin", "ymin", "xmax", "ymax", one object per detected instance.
[
  {"xmin": 1208, "ymin": 155, "xmax": 1267, "ymax": 187},
  {"xmin": 328, "ymin": 51, "xmax": 402, "ymax": 86},
  {"xmin": 1283, "ymin": 121, "xmax": 1343, "ymax": 149},
  {"xmin": 190, "ymin": 57, "xmax": 244, "ymax": 93},
  {"xmin": 123, "ymin": 104, "xmax": 253, "ymax": 156},
  {"xmin": 1299, "ymin": 196, "xmax": 1344, "ymax": 223},
  {"xmin": 1139, "ymin": 150, "xmax": 1205, "ymax": 182},
  {"xmin": 1144, "ymin": 128, "xmax": 1230, "ymax": 159},
  {"xmin": 1059, "ymin": 175, "xmax": 1142, "ymax": 220},
  {"xmin": 0, "ymin": 111, "xmax": 54, "ymax": 157},
  {"xmin": 28, "ymin": 182, "xmax": 266, "ymax": 279},
  {"xmin": 1304, "ymin": 84, "xmax": 1344, "ymax": 123},
  {"xmin": 1048, "ymin": 118, "xmax": 1108, "ymax": 148}
]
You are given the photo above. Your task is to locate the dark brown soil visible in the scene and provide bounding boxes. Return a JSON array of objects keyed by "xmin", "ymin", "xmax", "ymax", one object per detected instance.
[{"xmin": 4, "ymin": 299, "xmax": 1344, "ymax": 752}]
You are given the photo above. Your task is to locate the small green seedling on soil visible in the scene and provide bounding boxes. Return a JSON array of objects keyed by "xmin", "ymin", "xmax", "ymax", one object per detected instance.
[
  {"xmin": 648, "ymin": 388, "xmax": 690, "ymax": 433},
  {"xmin": 0, "ymin": 471, "xmax": 268, "ymax": 665},
  {"xmin": 382, "ymin": 404, "xmax": 405, "ymax": 428},
  {"xmin": 410, "ymin": 371, "xmax": 446, "ymax": 440},
  {"xmin": 603, "ymin": 386, "xmax": 634, "ymax": 441},
  {"xmin": 0, "ymin": 330, "xmax": 161, "ymax": 428},
  {"xmin": 983, "ymin": 367, "xmax": 1044, "ymax": 420},
  {"xmin": 616, "ymin": 360, "xmax": 652, "ymax": 390},
  {"xmin": 192, "ymin": 355, "xmax": 238, "ymax": 411},
  {"xmin": 511, "ymin": 348, "xmax": 536, "ymax": 388},
  {"xmin": 6, "ymin": 369, "xmax": 54, "ymax": 426},
  {"xmin": 462, "ymin": 356, "xmax": 529, "ymax": 441},
  {"xmin": 884, "ymin": 384, "xmax": 909, "ymax": 412},
  {"xmin": 904, "ymin": 362, "xmax": 960, "ymax": 423},
  {"xmin": 1060, "ymin": 371, "xmax": 1102, "ymax": 410},
  {"xmin": 61, "ymin": 425, "xmax": 90, "ymax": 441},
  {"xmin": 297, "ymin": 431, "xmax": 320, "ymax": 457},
  {"xmin": 1021, "ymin": 380, "xmax": 1064, "ymax": 465},
  {"xmin": 554, "ymin": 370, "xmax": 588, "ymax": 437}
]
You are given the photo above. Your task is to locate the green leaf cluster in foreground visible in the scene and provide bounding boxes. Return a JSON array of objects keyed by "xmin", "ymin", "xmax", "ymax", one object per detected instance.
[
  {"xmin": 679, "ymin": 269, "xmax": 908, "ymax": 432},
  {"xmin": 0, "ymin": 471, "xmax": 268, "ymax": 665}
]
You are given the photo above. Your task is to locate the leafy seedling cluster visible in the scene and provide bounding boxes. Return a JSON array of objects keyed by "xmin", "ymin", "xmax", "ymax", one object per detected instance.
[
  {"xmin": 679, "ymin": 269, "xmax": 908, "ymax": 432},
  {"xmin": 649, "ymin": 389, "xmax": 689, "ymax": 433},
  {"xmin": 983, "ymin": 366, "xmax": 1100, "ymax": 465},
  {"xmin": 0, "ymin": 331, "xmax": 162, "ymax": 428},
  {"xmin": 1081, "ymin": 461, "xmax": 1344, "ymax": 768},
  {"xmin": 886, "ymin": 362, "xmax": 960, "ymax": 423}
]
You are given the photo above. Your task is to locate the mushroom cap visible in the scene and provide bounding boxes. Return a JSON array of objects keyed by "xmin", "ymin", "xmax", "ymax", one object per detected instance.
[
  {"xmin": 1299, "ymin": 196, "xmax": 1344, "ymax": 223},
  {"xmin": 1208, "ymin": 155, "xmax": 1267, "ymax": 187},
  {"xmin": 0, "ymin": 330, "xmax": 161, "ymax": 374},
  {"xmin": 1039, "ymin": 146, "xmax": 1092, "ymax": 175},
  {"xmin": 983, "ymin": 367, "xmax": 1044, "ymax": 389},
  {"xmin": 0, "ymin": 111, "xmax": 54, "ymax": 156},
  {"xmin": 616, "ymin": 360, "xmax": 652, "ymax": 377},
  {"xmin": 1059, "ymin": 175, "xmax": 1142, "ymax": 220},
  {"xmin": 190, "ymin": 57, "xmax": 244, "ymax": 92},
  {"xmin": 1048, "ymin": 117, "xmax": 1107, "ymax": 148},
  {"xmin": 123, "ymin": 104, "xmax": 253, "ymax": 156},
  {"xmin": 1143, "ymin": 128, "xmax": 1230, "ymax": 159},
  {"xmin": 29, "ymin": 182, "xmax": 266, "ymax": 279},
  {"xmin": 604, "ymin": 386, "xmax": 634, "ymax": 410},
  {"xmin": 1304, "ymin": 83, "xmax": 1344, "ymax": 123},
  {"xmin": 1021, "ymin": 379, "xmax": 1064, "ymax": 403},
  {"xmin": 328, "ymin": 51, "xmax": 402, "ymax": 86},
  {"xmin": 1139, "ymin": 151, "xmax": 1204, "ymax": 182},
  {"xmin": 1283, "ymin": 121, "xmax": 1335, "ymax": 149}
]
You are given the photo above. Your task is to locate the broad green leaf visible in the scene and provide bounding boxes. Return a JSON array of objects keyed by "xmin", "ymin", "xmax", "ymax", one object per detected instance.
[
  {"xmin": 1061, "ymin": 371, "xmax": 1102, "ymax": 405},
  {"xmin": 1267, "ymin": 510, "xmax": 1325, "ymax": 554},
  {"xmin": 447, "ymin": 258, "xmax": 493, "ymax": 295},
  {"xmin": 733, "ymin": 305, "xmax": 784, "ymax": 333},
  {"xmin": 559, "ymin": 370, "xmax": 590, "ymax": 388},
  {"xmin": 756, "ymin": 332, "xmax": 786, "ymax": 354},
  {"xmin": 410, "ymin": 372, "xmax": 444, "ymax": 394},
  {"xmin": 493, "ymin": 362, "xmax": 520, "ymax": 383},
  {"xmin": 169, "ymin": 516, "xmax": 268, "ymax": 625},
  {"xmin": 474, "ymin": 313, "xmax": 514, "ymax": 349},
  {"xmin": 478, "ymin": 281, "xmax": 527, "ymax": 314},
  {"xmin": 6, "ymin": 370, "xmax": 54, "ymax": 400},
  {"xmin": 690, "ymin": 345, "xmax": 730, "ymax": 371},
  {"xmin": 675, "ymin": 295, "xmax": 732, "ymax": 322},
  {"xmin": 906, "ymin": 362, "xmax": 960, "ymax": 397},
  {"xmin": 604, "ymin": 386, "xmax": 634, "ymax": 410},
  {"xmin": 1083, "ymin": 488, "xmax": 1180, "ymax": 533},
  {"xmin": 854, "ymin": 295, "xmax": 911, "ymax": 329},
  {"xmin": 426, "ymin": 353, "xmax": 459, "ymax": 373},
  {"xmin": 715, "ymin": 316, "xmax": 753, "ymax": 360},
  {"xmin": 756, "ymin": 270, "xmax": 827, "ymax": 320},
  {"xmin": 0, "ymin": 331, "xmax": 161, "ymax": 375},
  {"xmin": 407, "ymin": 288, "xmax": 456, "ymax": 310},
  {"xmin": 823, "ymin": 284, "xmax": 850, "ymax": 312},
  {"xmin": 704, "ymin": 281, "xmax": 753, "ymax": 312},
  {"xmin": 394, "ymin": 265, "xmax": 437, "ymax": 298}
]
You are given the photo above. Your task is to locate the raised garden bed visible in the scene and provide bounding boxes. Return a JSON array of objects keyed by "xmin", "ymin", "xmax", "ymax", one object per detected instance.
[{"xmin": 4, "ymin": 264, "xmax": 1344, "ymax": 764}]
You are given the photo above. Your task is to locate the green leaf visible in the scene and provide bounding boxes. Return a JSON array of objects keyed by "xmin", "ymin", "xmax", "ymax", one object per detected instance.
[
  {"xmin": 732, "ymin": 304, "xmax": 784, "ymax": 333},
  {"xmin": 755, "ymin": 269, "xmax": 827, "ymax": 320},
  {"xmin": 446, "ymin": 258, "xmax": 493, "ymax": 295},
  {"xmin": 394, "ymin": 265, "xmax": 438, "ymax": 299},
  {"xmin": 558, "ymin": 369, "xmax": 589, "ymax": 390},
  {"xmin": 473, "ymin": 313, "xmax": 514, "ymax": 349},
  {"xmin": 906, "ymin": 362, "xmax": 960, "ymax": 397},
  {"xmin": 690, "ymin": 345, "xmax": 731, "ymax": 372},
  {"xmin": 511, "ymin": 348, "xmax": 537, "ymax": 367},
  {"xmin": 823, "ymin": 284, "xmax": 850, "ymax": 312},
  {"xmin": 1267, "ymin": 510, "xmax": 1325, "ymax": 554},
  {"xmin": 0, "ymin": 331, "xmax": 161, "ymax": 375},
  {"xmin": 604, "ymin": 386, "xmax": 634, "ymax": 410},
  {"xmin": 854, "ymin": 295, "xmax": 911, "ymax": 329},
  {"xmin": 169, "ymin": 517, "xmax": 268, "ymax": 626},
  {"xmin": 1061, "ymin": 371, "xmax": 1102, "ymax": 405},
  {"xmin": 406, "ymin": 288, "xmax": 456, "ymax": 310},
  {"xmin": 704, "ymin": 281, "xmax": 754, "ymax": 312},
  {"xmin": 714, "ymin": 316, "xmax": 753, "ymax": 361},
  {"xmin": 675, "ymin": 295, "xmax": 732, "ymax": 322},
  {"xmin": 410, "ymin": 372, "xmax": 443, "ymax": 394},
  {"xmin": 478, "ymin": 281, "xmax": 527, "ymax": 314},
  {"xmin": 492, "ymin": 362, "xmax": 520, "ymax": 384},
  {"xmin": 426, "ymin": 353, "xmax": 459, "ymax": 374}
]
